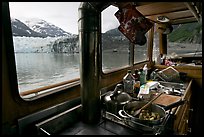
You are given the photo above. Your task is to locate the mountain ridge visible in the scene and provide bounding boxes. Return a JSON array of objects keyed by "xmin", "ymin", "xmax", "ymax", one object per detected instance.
[
  {"xmin": 11, "ymin": 18, "xmax": 201, "ymax": 53},
  {"xmin": 11, "ymin": 17, "xmax": 202, "ymax": 44},
  {"xmin": 11, "ymin": 17, "xmax": 73, "ymax": 38}
]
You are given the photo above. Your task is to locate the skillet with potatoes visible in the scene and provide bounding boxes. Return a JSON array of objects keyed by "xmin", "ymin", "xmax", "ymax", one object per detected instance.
[
  {"xmin": 119, "ymin": 99, "xmax": 185, "ymax": 125},
  {"xmin": 119, "ymin": 101, "xmax": 166, "ymax": 125}
]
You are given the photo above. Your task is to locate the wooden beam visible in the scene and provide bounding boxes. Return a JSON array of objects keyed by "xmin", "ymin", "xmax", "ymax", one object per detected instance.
[
  {"xmin": 136, "ymin": 2, "xmax": 188, "ymax": 16},
  {"xmin": 146, "ymin": 10, "xmax": 194, "ymax": 21},
  {"xmin": 184, "ymin": 2, "xmax": 200, "ymax": 21},
  {"xmin": 147, "ymin": 27, "xmax": 154, "ymax": 63},
  {"xmin": 159, "ymin": 33, "xmax": 167, "ymax": 55},
  {"xmin": 171, "ymin": 17, "xmax": 197, "ymax": 25}
]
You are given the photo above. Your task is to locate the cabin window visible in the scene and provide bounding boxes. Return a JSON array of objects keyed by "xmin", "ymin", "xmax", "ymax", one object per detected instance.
[
  {"xmin": 101, "ymin": 5, "xmax": 130, "ymax": 72},
  {"xmin": 134, "ymin": 32, "xmax": 149, "ymax": 64},
  {"xmin": 167, "ymin": 22, "xmax": 202, "ymax": 58},
  {"xmin": 102, "ymin": 5, "xmax": 149, "ymax": 73},
  {"xmin": 9, "ymin": 2, "xmax": 80, "ymax": 99},
  {"xmin": 153, "ymin": 22, "xmax": 202, "ymax": 65}
]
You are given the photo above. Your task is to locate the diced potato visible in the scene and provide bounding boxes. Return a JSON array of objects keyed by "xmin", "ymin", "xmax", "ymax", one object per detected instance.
[
  {"xmin": 137, "ymin": 109, "xmax": 160, "ymax": 121},
  {"xmin": 149, "ymin": 117, "xmax": 154, "ymax": 121},
  {"xmin": 151, "ymin": 112, "xmax": 156, "ymax": 117},
  {"xmin": 130, "ymin": 110, "xmax": 134, "ymax": 115}
]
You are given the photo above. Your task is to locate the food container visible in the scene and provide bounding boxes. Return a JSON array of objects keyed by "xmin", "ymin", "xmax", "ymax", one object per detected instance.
[{"xmin": 157, "ymin": 66, "xmax": 180, "ymax": 82}]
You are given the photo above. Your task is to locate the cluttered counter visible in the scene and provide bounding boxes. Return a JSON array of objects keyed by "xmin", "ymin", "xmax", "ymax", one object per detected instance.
[
  {"xmin": 37, "ymin": 79, "xmax": 192, "ymax": 135},
  {"xmin": 35, "ymin": 79, "xmax": 192, "ymax": 135},
  {"xmin": 59, "ymin": 81, "xmax": 192, "ymax": 135},
  {"xmin": 35, "ymin": 66, "xmax": 193, "ymax": 135},
  {"xmin": 101, "ymin": 80, "xmax": 192, "ymax": 135},
  {"xmin": 101, "ymin": 66, "xmax": 193, "ymax": 135}
]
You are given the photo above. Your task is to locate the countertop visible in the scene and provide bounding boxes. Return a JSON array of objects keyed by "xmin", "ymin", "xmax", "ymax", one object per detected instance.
[{"xmin": 57, "ymin": 117, "xmax": 168, "ymax": 135}]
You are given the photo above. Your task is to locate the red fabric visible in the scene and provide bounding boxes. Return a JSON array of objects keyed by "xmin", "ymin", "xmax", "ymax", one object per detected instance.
[{"xmin": 115, "ymin": 4, "xmax": 153, "ymax": 44}]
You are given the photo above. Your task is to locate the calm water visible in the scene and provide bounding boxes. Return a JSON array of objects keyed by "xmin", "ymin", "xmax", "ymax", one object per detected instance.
[
  {"xmin": 15, "ymin": 53, "xmax": 80, "ymax": 92},
  {"xmin": 15, "ymin": 52, "xmax": 135, "ymax": 92},
  {"xmin": 14, "ymin": 44, "xmax": 201, "ymax": 93}
]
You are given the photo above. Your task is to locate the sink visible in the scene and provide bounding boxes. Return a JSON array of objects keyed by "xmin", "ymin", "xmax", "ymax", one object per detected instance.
[
  {"xmin": 157, "ymin": 81, "xmax": 186, "ymax": 96},
  {"xmin": 158, "ymin": 81, "xmax": 185, "ymax": 89}
]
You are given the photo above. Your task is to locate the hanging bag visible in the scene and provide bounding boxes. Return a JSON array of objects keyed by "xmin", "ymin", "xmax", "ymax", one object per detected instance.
[{"xmin": 115, "ymin": 4, "xmax": 153, "ymax": 45}]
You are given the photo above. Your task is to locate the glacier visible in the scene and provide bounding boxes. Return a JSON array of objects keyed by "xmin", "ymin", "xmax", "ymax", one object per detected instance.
[{"xmin": 13, "ymin": 36, "xmax": 79, "ymax": 53}]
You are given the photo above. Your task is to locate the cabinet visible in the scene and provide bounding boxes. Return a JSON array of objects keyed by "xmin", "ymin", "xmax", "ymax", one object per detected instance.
[{"xmin": 173, "ymin": 80, "xmax": 192, "ymax": 135}]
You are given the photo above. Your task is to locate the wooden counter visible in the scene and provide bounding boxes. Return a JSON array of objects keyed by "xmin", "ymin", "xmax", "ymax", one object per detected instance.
[
  {"xmin": 149, "ymin": 79, "xmax": 193, "ymax": 135},
  {"xmin": 173, "ymin": 79, "xmax": 193, "ymax": 135}
]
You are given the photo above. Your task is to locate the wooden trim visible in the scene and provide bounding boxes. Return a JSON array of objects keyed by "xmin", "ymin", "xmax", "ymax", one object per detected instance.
[
  {"xmin": 173, "ymin": 80, "xmax": 192, "ymax": 133},
  {"xmin": 147, "ymin": 26, "xmax": 154, "ymax": 63},
  {"xmin": 20, "ymin": 78, "xmax": 80, "ymax": 96}
]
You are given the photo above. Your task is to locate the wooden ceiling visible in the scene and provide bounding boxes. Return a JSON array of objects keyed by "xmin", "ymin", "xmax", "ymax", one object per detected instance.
[{"xmin": 111, "ymin": 2, "xmax": 202, "ymax": 25}]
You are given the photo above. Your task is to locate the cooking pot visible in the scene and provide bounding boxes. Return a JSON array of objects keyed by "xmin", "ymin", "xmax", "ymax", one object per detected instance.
[
  {"xmin": 104, "ymin": 84, "xmax": 133, "ymax": 114},
  {"xmin": 119, "ymin": 99, "xmax": 185, "ymax": 125}
]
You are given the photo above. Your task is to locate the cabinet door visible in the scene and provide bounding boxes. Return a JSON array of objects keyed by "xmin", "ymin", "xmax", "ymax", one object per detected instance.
[{"xmin": 173, "ymin": 80, "xmax": 192, "ymax": 135}]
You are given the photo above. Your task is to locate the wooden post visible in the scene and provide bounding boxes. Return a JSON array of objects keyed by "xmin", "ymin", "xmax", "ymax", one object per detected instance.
[{"xmin": 159, "ymin": 33, "xmax": 167, "ymax": 55}]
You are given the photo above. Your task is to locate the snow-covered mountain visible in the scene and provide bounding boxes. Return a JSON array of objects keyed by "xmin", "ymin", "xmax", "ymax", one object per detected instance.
[
  {"xmin": 11, "ymin": 18, "xmax": 45, "ymax": 37},
  {"xmin": 11, "ymin": 18, "xmax": 72, "ymax": 37},
  {"xmin": 23, "ymin": 18, "xmax": 72, "ymax": 37},
  {"xmin": 11, "ymin": 17, "xmax": 79, "ymax": 53}
]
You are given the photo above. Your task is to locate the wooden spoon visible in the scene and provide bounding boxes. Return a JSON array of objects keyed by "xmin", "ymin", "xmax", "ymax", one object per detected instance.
[{"xmin": 133, "ymin": 92, "xmax": 163, "ymax": 117}]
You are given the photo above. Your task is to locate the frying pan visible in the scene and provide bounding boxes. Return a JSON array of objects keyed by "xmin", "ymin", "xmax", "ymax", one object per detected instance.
[{"xmin": 118, "ymin": 99, "xmax": 185, "ymax": 125}]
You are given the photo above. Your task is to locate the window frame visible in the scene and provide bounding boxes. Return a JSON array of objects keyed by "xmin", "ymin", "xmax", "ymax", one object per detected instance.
[
  {"xmin": 101, "ymin": 6, "xmax": 152, "ymax": 75},
  {"xmin": 8, "ymin": 2, "xmax": 81, "ymax": 101}
]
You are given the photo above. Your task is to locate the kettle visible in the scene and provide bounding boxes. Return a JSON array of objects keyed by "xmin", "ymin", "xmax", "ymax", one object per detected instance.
[{"xmin": 104, "ymin": 84, "xmax": 132, "ymax": 114}]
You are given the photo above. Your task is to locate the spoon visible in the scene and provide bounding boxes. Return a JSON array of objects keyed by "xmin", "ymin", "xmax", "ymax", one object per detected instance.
[{"xmin": 133, "ymin": 92, "xmax": 163, "ymax": 117}]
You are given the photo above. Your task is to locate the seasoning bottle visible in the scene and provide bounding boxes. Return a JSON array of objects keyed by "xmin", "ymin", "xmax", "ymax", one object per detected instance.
[
  {"xmin": 133, "ymin": 69, "xmax": 139, "ymax": 81},
  {"xmin": 123, "ymin": 70, "xmax": 135, "ymax": 94}
]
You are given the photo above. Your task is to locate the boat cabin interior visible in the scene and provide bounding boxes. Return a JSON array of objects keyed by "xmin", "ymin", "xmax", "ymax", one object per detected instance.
[{"xmin": 2, "ymin": 2, "xmax": 202, "ymax": 135}]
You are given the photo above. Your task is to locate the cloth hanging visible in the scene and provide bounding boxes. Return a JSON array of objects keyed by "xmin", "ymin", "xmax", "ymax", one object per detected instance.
[{"xmin": 115, "ymin": 4, "xmax": 153, "ymax": 45}]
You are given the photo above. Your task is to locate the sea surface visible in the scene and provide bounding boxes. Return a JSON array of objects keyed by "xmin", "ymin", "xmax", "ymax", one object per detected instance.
[{"xmin": 14, "ymin": 43, "xmax": 201, "ymax": 93}]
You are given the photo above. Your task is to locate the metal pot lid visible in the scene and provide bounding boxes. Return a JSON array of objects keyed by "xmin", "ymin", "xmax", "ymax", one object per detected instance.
[
  {"xmin": 114, "ymin": 92, "xmax": 132, "ymax": 104},
  {"xmin": 104, "ymin": 91, "xmax": 132, "ymax": 104}
]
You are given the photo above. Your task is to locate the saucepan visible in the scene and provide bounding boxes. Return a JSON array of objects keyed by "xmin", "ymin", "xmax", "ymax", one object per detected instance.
[{"xmin": 118, "ymin": 99, "xmax": 185, "ymax": 125}]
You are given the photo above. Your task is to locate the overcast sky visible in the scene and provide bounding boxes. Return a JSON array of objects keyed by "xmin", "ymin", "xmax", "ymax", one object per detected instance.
[{"xmin": 9, "ymin": 2, "xmax": 120, "ymax": 34}]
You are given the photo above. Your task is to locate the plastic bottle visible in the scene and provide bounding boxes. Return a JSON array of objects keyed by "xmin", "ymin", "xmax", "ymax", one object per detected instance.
[
  {"xmin": 143, "ymin": 64, "xmax": 148, "ymax": 81},
  {"xmin": 150, "ymin": 69, "xmax": 159, "ymax": 80},
  {"xmin": 123, "ymin": 70, "xmax": 135, "ymax": 94},
  {"xmin": 139, "ymin": 68, "xmax": 146, "ymax": 85}
]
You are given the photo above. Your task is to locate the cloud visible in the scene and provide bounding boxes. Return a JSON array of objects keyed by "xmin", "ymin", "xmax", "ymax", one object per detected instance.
[{"xmin": 9, "ymin": 2, "xmax": 120, "ymax": 34}]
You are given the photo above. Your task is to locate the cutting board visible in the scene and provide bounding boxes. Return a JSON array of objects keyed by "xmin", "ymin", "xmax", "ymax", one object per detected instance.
[{"xmin": 152, "ymin": 93, "xmax": 181, "ymax": 107}]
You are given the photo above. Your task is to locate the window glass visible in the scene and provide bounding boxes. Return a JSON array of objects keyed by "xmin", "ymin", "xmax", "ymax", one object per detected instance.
[
  {"xmin": 152, "ymin": 25, "xmax": 160, "ymax": 63},
  {"xmin": 152, "ymin": 22, "xmax": 202, "ymax": 65},
  {"xmin": 9, "ymin": 2, "xmax": 80, "ymax": 98},
  {"xmin": 102, "ymin": 5, "xmax": 130, "ymax": 72},
  {"xmin": 134, "ymin": 32, "xmax": 149, "ymax": 64},
  {"xmin": 167, "ymin": 22, "xmax": 202, "ymax": 57}
]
